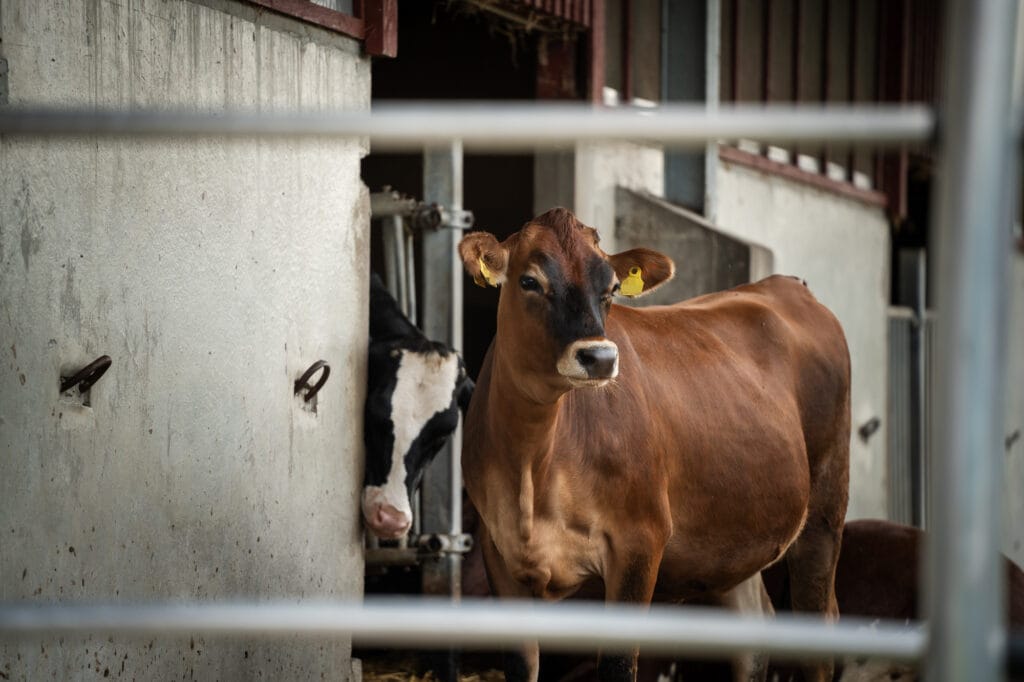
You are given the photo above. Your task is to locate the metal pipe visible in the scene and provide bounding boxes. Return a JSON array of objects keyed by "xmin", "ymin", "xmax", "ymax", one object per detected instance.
[
  {"xmin": 380, "ymin": 215, "xmax": 406, "ymax": 313},
  {"xmin": 0, "ymin": 104, "xmax": 933, "ymax": 149},
  {"xmin": 447, "ymin": 140, "xmax": 465, "ymax": 546},
  {"xmin": 405, "ymin": 230, "xmax": 418, "ymax": 328},
  {"xmin": 926, "ymin": 0, "xmax": 1019, "ymax": 681},
  {"xmin": 0, "ymin": 599, "xmax": 926, "ymax": 663}
]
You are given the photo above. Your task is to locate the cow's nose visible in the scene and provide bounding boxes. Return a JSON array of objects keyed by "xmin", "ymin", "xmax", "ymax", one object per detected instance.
[
  {"xmin": 369, "ymin": 504, "xmax": 412, "ymax": 539},
  {"xmin": 576, "ymin": 345, "xmax": 618, "ymax": 379}
]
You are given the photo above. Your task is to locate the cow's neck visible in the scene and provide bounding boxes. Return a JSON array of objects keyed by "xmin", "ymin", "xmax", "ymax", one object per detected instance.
[
  {"xmin": 488, "ymin": 349, "xmax": 564, "ymax": 458},
  {"xmin": 477, "ymin": 347, "xmax": 568, "ymax": 540}
]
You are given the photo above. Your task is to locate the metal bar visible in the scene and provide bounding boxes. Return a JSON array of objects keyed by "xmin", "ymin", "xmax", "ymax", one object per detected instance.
[
  {"xmin": 705, "ymin": 0, "xmax": 721, "ymax": 223},
  {"xmin": 911, "ymin": 249, "xmax": 927, "ymax": 528},
  {"xmin": 926, "ymin": 0, "xmax": 1019, "ymax": 681},
  {"xmin": 762, "ymin": 0, "xmax": 771, "ymax": 103},
  {"xmin": 420, "ymin": 142, "xmax": 466, "ymax": 682},
  {"xmin": 401, "ymin": 229, "xmax": 413, "ymax": 327},
  {"xmin": 621, "ymin": 0, "xmax": 633, "ymax": 103},
  {"xmin": 0, "ymin": 104, "xmax": 934, "ymax": 148},
  {"xmin": 393, "ymin": 216, "xmax": 411, "ymax": 317},
  {"xmin": 380, "ymin": 215, "xmax": 406, "ymax": 314},
  {"xmin": 0, "ymin": 599, "xmax": 927, "ymax": 663}
]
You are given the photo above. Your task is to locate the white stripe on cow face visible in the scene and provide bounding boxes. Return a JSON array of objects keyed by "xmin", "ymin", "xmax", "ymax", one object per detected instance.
[{"xmin": 362, "ymin": 348, "xmax": 461, "ymax": 528}]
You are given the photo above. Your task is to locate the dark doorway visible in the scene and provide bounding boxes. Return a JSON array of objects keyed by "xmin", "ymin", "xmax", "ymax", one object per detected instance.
[{"xmin": 362, "ymin": 0, "xmax": 544, "ymax": 379}]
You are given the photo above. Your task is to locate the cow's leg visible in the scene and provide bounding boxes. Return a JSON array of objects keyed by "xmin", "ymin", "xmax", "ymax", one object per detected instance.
[
  {"xmin": 479, "ymin": 526, "xmax": 540, "ymax": 682},
  {"xmin": 600, "ymin": 550, "xmax": 663, "ymax": 682},
  {"xmin": 787, "ymin": 360, "xmax": 851, "ymax": 682},
  {"xmin": 719, "ymin": 573, "xmax": 774, "ymax": 682},
  {"xmin": 785, "ymin": 436, "xmax": 848, "ymax": 682},
  {"xmin": 784, "ymin": 516, "xmax": 842, "ymax": 682}
]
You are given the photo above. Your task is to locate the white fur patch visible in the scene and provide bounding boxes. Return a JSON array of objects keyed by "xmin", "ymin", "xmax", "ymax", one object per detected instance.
[
  {"xmin": 362, "ymin": 349, "xmax": 461, "ymax": 520},
  {"xmin": 556, "ymin": 339, "xmax": 619, "ymax": 382}
]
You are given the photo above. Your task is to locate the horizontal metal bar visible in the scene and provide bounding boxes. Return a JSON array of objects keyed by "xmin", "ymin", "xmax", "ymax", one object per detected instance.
[
  {"xmin": 0, "ymin": 103, "xmax": 934, "ymax": 149},
  {"xmin": 0, "ymin": 598, "xmax": 926, "ymax": 663}
]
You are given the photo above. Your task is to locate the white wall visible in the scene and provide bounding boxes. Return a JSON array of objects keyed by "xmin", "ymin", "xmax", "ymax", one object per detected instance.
[
  {"xmin": 0, "ymin": 1, "xmax": 369, "ymax": 679},
  {"xmin": 573, "ymin": 141, "xmax": 664, "ymax": 253},
  {"xmin": 715, "ymin": 159, "xmax": 892, "ymax": 521}
]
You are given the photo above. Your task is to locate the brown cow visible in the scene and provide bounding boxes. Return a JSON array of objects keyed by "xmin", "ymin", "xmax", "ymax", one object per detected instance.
[
  {"xmin": 763, "ymin": 518, "xmax": 1024, "ymax": 682},
  {"xmin": 458, "ymin": 208, "xmax": 851, "ymax": 682}
]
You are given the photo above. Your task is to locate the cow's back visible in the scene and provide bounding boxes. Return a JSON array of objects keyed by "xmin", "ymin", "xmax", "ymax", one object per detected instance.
[
  {"xmin": 618, "ymin": 274, "xmax": 850, "ymax": 465},
  {"xmin": 599, "ymin": 275, "xmax": 851, "ymax": 596}
]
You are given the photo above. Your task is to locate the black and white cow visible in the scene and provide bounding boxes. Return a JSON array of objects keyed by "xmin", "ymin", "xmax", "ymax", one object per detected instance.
[{"xmin": 362, "ymin": 273, "xmax": 474, "ymax": 539}]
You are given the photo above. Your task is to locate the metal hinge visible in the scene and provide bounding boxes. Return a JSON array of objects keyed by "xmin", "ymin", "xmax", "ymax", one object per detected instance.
[
  {"xmin": 415, "ymin": 532, "xmax": 473, "ymax": 556},
  {"xmin": 364, "ymin": 533, "xmax": 474, "ymax": 568},
  {"xmin": 370, "ymin": 188, "xmax": 475, "ymax": 231}
]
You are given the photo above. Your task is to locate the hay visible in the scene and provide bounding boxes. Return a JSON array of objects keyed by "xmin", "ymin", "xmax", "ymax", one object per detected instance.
[{"xmin": 360, "ymin": 656, "xmax": 504, "ymax": 682}]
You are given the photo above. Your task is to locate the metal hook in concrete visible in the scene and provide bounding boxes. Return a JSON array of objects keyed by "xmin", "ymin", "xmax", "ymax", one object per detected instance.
[
  {"xmin": 60, "ymin": 355, "xmax": 112, "ymax": 395},
  {"xmin": 294, "ymin": 360, "xmax": 330, "ymax": 402}
]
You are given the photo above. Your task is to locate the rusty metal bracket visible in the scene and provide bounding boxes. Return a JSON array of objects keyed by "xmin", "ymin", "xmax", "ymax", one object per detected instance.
[
  {"xmin": 365, "ymin": 533, "xmax": 473, "ymax": 569},
  {"xmin": 294, "ymin": 360, "xmax": 330, "ymax": 402},
  {"xmin": 369, "ymin": 190, "xmax": 474, "ymax": 232},
  {"xmin": 60, "ymin": 355, "xmax": 112, "ymax": 395},
  {"xmin": 438, "ymin": 207, "xmax": 474, "ymax": 231},
  {"xmin": 416, "ymin": 533, "xmax": 473, "ymax": 556}
]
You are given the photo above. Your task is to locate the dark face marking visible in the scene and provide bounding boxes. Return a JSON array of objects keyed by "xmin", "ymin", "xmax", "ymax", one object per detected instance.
[
  {"xmin": 363, "ymin": 342, "xmax": 401, "ymax": 488},
  {"xmin": 363, "ymin": 339, "xmax": 464, "ymax": 494},
  {"xmin": 521, "ymin": 252, "xmax": 616, "ymax": 350},
  {"xmin": 402, "ymin": 403, "xmax": 460, "ymax": 493}
]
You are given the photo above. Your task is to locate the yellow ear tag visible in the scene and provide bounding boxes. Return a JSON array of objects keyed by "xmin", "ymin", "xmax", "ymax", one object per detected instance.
[
  {"xmin": 478, "ymin": 258, "xmax": 498, "ymax": 287},
  {"xmin": 620, "ymin": 266, "xmax": 644, "ymax": 297}
]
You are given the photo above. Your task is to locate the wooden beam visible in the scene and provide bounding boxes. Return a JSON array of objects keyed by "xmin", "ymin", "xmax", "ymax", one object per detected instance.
[
  {"xmin": 243, "ymin": 0, "xmax": 365, "ymax": 40},
  {"xmin": 364, "ymin": 0, "xmax": 398, "ymax": 58}
]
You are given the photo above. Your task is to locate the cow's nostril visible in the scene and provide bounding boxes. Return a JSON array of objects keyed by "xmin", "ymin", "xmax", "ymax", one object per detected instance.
[
  {"xmin": 575, "ymin": 346, "xmax": 618, "ymax": 378},
  {"xmin": 371, "ymin": 504, "xmax": 411, "ymax": 539}
]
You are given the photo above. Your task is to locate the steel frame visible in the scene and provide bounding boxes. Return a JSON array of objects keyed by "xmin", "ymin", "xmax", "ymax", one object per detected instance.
[
  {"xmin": 0, "ymin": 2, "xmax": 1020, "ymax": 677},
  {"xmin": 0, "ymin": 599, "xmax": 924, "ymax": 663},
  {"xmin": 0, "ymin": 104, "xmax": 932, "ymax": 148}
]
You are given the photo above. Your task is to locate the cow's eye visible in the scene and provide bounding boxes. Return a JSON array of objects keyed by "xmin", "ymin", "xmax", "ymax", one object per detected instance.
[
  {"xmin": 602, "ymin": 283, "xmax": 620, "ymax": 302},
  {"xmin": 519, "ymin": 276, "xmax": 541, "ymax": 292}
]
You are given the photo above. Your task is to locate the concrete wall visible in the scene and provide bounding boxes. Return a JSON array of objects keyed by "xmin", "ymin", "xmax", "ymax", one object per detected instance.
[
  {"xmin": 714, "ymin": 158, "xmax": 891, "ymax": 520},
  {"xmin": 0, "ymin": 1, "xmax": 370, "ymax": 680},
  {"xmin": 614, "ymin": 188, "xmax": 773, "ymax": 306}
]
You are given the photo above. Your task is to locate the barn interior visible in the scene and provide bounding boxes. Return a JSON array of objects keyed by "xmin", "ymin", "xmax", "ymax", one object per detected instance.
[{"xmin": 361, "ymin": 1, "xmax": 559, "ymax": 381}]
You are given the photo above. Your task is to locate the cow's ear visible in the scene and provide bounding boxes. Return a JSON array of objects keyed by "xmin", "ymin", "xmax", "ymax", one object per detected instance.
[
  {"xmin": 459, "ymin": 231, "xmax": 509, "ymax": 288},
  {"xmin": 608, "ymin": 248, "xmax": 675, "ymax": 298}
]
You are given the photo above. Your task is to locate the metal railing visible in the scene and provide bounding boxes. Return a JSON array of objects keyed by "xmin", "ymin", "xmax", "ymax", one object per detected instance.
[
  {"xmin": 0, "ymin": 103, "xmax": 933, "ymax": 149},
  {"xmin": 0, "ymin": 599, "xmax": 924, "ymax": 663},
  {"xmin": 0, "ymin": 1, "xmax": 1019, "ymax": 679}
]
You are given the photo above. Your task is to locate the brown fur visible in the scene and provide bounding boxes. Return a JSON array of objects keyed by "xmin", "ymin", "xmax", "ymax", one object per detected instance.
[
  {"xmin": 459, "ymin": 208, "xmax": 851, "ymax": 682},
  {"xmin": 762, "ymin": 518, "xmax": 1024, "ymax": 681},
  {"xmin": 764, "ymin": 518, "xmax": 1024, "ymax": 626}
]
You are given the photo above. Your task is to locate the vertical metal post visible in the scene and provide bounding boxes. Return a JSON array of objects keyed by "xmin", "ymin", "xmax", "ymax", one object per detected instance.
[
  {"xmin": 704, "ymin": 0, "xmax": 721, "ymax": 223},
  {"xmin": 927, "ymin": 2, "xmax": 1019, "ymax": 681},
  {"xmin": 420, "ymin": 141, "xmax": 465, "ymax": 682},
  {"xmin": 405, "ymin": 231, "xmax": 419, "ymax": 328},
  {"xmin": 905, "ymin": 249, "xmax": 928, "ymax": 529}
]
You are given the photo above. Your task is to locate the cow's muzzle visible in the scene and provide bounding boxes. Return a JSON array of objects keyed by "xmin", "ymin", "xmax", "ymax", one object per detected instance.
[
  {"xmin": 557, "ymin": 339, "xmax": 619, "ymax": 385},
  {"xmin": 364, "ymin": 502, "xmax": 412, "ymax": 539}
]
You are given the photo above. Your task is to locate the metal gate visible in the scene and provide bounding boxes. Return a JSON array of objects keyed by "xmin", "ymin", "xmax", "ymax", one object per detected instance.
[{"xmin": 1, "ymin": 1, "xmax": 1021, "ymax": 680}]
